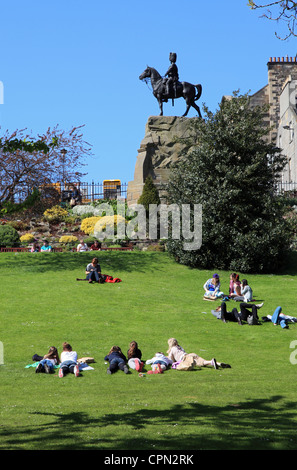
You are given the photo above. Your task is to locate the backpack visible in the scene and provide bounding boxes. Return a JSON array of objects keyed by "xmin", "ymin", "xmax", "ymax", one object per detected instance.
[{"xmin": 247, "ymin": 315, "xmax": 258, "ymax": 325}]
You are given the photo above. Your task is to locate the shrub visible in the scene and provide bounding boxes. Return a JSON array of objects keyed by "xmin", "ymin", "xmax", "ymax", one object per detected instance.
[
  {"xmin": 138, "ymin": 175, "xmax": 160, "ymax": 213},
  {"xmin": 20, "ymin": 233, "xmax": 35, "ymax": 244},
  {"xmin": 93, "ymin": 215, "xmax": 126, "ymax": 238},
  {"xmin": 43, "ymin": 205, "xmax": 68, "ymax": 223},
  {"xmin": 7, "ymin": 220, "xmax": 29, "ymax": 231},
  {"xmin": 81, "ymin": 216, "xmax": 102, "ymax": 235},
  {"xmin": 0, "ymin": 225, "xmax": 20, "ymax": 247},
  {"xmin": 72, "ymin": 205, "xmax": 97, "ymax": 217},
  {"xmin": 146, "ymin": 243, "xmax": 165, "ymax": 252},
  {"xmin": 59, "ymin": 235, "xmax": 78, "ymax": 245}
]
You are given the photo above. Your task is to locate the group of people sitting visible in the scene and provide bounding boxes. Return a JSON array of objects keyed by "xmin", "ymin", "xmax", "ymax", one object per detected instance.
[
  {"xmin": 30, "ymin": 240, "xmax": 52, "ymax": 252},
  {"xmin": 76, "ymin": 239, "xmax": 101, "ymax": 252},
  {"xmin": 30, "ymin": 238, "xmax": 101, "ymax": 253},
  {"xmin": 203, "ymin": 272, "xmax": 254, "ymax": 302},
  {"xmin": 203, "ymin": 272, "xmax": 264, "ymax": 325}
]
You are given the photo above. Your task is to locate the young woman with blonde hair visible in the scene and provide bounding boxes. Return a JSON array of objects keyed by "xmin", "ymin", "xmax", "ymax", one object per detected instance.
[{"xmin": 167, "ymin": 338, "xmax": 230, "ymax": 370}]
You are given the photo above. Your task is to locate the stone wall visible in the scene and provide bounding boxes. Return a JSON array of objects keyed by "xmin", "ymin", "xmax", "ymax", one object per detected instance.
[{"xmin": 127, "ymin": 115, "xmax": 198, "ymax": 206}]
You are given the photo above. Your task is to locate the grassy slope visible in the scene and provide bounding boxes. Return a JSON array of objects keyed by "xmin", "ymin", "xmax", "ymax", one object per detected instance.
[{"xmin": 1, "ymin": 251, "xmax": 297, "ymax": 450}]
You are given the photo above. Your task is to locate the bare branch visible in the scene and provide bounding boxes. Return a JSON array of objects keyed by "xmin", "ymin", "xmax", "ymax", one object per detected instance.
[{"xmin": 249, "ymin": 1, "xmax": 297, "ymax": 39}]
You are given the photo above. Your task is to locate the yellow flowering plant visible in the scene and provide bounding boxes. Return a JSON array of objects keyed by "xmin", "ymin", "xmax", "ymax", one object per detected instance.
[
  {"xmin": 80, "ymin": 216, "xmax": 102, "ymax": 235},
  {"xmin": 20, "ymin": 233, "xmax": 35, "ymax": 244}
]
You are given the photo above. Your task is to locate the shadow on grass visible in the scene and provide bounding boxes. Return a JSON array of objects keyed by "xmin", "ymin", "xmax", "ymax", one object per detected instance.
[
  {"xmin": 2, "ymin": 249, "xmax": 297, "ymax": 276},
  {"xmin": 1, "ymin": 395, "xmax": 297, "ymax": 450},
  {"xmin": 0, "ymin": 251, "xmax": 171, "ymax": 274}
]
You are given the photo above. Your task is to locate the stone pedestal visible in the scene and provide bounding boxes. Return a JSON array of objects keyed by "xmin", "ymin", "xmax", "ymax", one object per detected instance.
[{"xmin": 127, "ymin": 115, "xmax": 197, "ymax": 206}]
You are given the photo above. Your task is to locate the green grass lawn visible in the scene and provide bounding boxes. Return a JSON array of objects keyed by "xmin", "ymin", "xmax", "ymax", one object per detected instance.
[{"xmin": 1, "ymin": 250, "xmax": 297, "ymax": 450}]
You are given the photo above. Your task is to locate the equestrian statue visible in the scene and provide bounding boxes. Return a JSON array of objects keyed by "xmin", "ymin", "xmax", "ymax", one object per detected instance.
[{"xmin": 139, "ymin": 52, "xmax": 202, "ymax": 118}]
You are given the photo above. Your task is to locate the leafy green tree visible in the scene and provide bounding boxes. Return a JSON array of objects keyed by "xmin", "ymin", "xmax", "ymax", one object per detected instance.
[{"xmin": 166, "ymin": 92, "xmax": 293, "ymax": 273}]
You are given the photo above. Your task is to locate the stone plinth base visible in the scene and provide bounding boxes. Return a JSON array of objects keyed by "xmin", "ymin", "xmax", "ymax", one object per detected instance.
[{"xmin": 127, "ymin": 115, "xmax": 197, "ymax": 206}]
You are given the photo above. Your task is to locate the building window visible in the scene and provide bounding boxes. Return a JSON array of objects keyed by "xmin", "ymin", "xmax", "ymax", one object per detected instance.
[{"xmin": 289, "ymin": 122, "xmax": 294, "ymax": 142}]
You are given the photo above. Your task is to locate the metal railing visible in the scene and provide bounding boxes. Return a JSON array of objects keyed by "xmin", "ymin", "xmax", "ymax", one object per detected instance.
[
  {"xmin": 10, "ymin": 182, "xmax": 128, "ymax": 204},
  {"xmin": 61, "ymin": 182, "xmax": 128, "ymax": 203},
  {"xmin": 276, "ymin": 181, "xmax": 297, "ymax": 196}
]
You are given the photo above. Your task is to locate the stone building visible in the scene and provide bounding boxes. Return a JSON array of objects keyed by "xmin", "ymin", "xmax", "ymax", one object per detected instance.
[{"xmin": 250, "ymin": 56, "xmax": 297, "ymax": 190}]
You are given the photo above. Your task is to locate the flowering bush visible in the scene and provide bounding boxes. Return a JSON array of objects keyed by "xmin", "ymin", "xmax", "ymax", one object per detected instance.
[
  {"xmin": 20, "ymin": 233, "xmax": 35, "ymax": 244},
  {"xmin": 93, "ymin": 215, "xmax": 126, "ymax": 238},
  {"xmin": 43, "ymin": 205, "xmax": 68, "ymax": 223},
  {"xmin": 59, "ymin": 235, "xmax": 78, "ymax": 244},
  {"xmin": 80, "ymin": 217, "xmax": 102, "ymax": 235},
  {"xmin": 72, "ymin": 205, "xmax": 97, "ymax": 217}
]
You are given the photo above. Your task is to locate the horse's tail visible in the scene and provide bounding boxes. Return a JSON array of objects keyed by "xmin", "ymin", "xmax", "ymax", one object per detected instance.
[{"xmin": 194, "ymin": 84, "xmax": 202, "ymax": 101}]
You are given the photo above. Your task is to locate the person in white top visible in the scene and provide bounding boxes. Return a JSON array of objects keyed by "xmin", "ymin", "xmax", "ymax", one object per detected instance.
[
  {"xmin": 59, "ymin": 342, "xmax": 80, "ymax": 377},
  {"xmin": 77, "ymin": 239, "xmax": 89, "ymax": 252},
  {"xmin": 166, "ymin": 338, "xmax": 231, "ymax": 370}
]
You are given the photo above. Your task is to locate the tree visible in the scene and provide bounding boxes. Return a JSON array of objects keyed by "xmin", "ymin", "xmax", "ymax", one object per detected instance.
[
  {"xmin": 0, "ymin": 125, "xmax": 92, "ymax": 212},
  {"xmin": 138, "ymin": 175, "xmax": 161, "ymax": 213},
  {"xmin": 166, "ymin": 92, "xmax": 293, "ymax": 273},
  {"xmin": 248, "ymin": 1, "xmax": 297, "ymax": 39},
  {"xmin": 0, "ymin": 225, "xmax": 20, "ymax": 247}
]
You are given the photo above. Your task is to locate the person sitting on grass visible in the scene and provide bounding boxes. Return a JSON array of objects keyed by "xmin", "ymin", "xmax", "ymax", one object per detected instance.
[
  {"xmin": 166, "ymin": 338, "xmax": 231, "ymax": 370},
  {"xmin": 229, "ymin": 273, "xmax": 241, "ymax": 298},
  {"xmin": 233, "ymin": 279, "xmax": 253, "ymax": 302},
  {"xmin": 85, "ymin": 257, "xmax": 102, "ymax": 283},
  {"xmin": 104, "ymin": 346, "xmax": 129, "ymax": 374},
  {"xmin": 146, "ymin": 352, "xmax": 172, "ymax": 374},
  {"xmin": 59, "ymin": 342, "xmax": 80, "ymax": 377},
  {"xmin": 203, "ymin": 273, "xmax": 224, "ymax": 300},
  {"xmin": 127, "ymin": 341, "xmax": 144, "ymax": 371},
  {"xmin": 35, "ymin": 346, "xmax": 60, "ymax": 374}
]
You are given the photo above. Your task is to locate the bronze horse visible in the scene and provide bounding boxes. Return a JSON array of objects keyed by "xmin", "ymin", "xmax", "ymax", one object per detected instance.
[{"xmin": 139, "ymin": 66, "xmax": 202, "ymax": 117}]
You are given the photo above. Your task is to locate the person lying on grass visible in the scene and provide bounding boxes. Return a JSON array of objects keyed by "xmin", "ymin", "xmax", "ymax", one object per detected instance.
[
  {"xmin": 105, "ymin": 346, "xmax": 129, "ymax": 374},
  {"xmin": 127, "ymin": 341, "xmax": 144, "ymax": 372},
  {"xmin": 35, "ymin": 346, "xmax": 60, "ymax": 374},
  {"xmin": 166, "ymin": 338, "xmax": 231, "ymax": 370},
  {"xmin": 146, "ymin": 352, "xmax": 172, "ymax": 374},
  {"xmin": 59, "ymin": 342, "xmax": 80, "ymax": 377}
]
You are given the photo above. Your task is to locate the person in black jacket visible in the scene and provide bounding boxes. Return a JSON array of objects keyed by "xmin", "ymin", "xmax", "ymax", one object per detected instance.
[{"xmin": 104, "ymin": 346, "xmax": 129, "ymax": 374}]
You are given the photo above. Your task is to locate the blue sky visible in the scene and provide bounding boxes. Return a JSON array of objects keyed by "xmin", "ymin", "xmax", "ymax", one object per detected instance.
[{"xmin": 0, "ymin": 0, "xmax": 296, "ymax": 185}]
